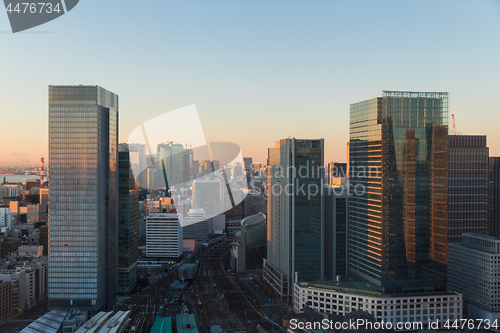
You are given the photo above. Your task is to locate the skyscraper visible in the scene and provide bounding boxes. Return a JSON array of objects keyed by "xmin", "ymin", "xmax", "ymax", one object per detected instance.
[
  {"xmin": 117, "ymin": 144, "xmax": 139, "ymax": 294},
  {"xmin": 156, "ymin": 142, "xmax": 193, "ymax": 190},
  {"xmin": 448, "ymin": 135, "xmax": 489, "ymax": 243},
  {"xmin": 48, "ymin": 85, "xmax": 118, "ymax": 310},
  {"xmin": 489, "ymin": 157, "xmax": 500, "ymax": 238},
  {"xmin": 263, "ymin": 138, "xmax": 324, "ymax": 299},
  {"xmin": 349, "ymin": 91, "xmax": 449, "ymax": 293}
]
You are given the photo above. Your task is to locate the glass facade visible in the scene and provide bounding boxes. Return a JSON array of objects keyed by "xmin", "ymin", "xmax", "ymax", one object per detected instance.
[
  {"xmin": 118, "ymin": 145, "xmax": 139, "ymax": 294},
  {"xmin": 349, "ymin": 91, "xmax": 449, "ymax": 294},
  {"xmin": 263, "ymin": 138, "xmax": 324, "ymax": 298},
  {"xmin": 48, "ymin": 85, "xmax": 118, "ymax": 311}
]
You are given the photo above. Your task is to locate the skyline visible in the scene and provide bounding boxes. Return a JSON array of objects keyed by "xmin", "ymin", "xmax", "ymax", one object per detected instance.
[{"xmin": 1, "ymin": 0, "xmax": 500, "ymax": 165}]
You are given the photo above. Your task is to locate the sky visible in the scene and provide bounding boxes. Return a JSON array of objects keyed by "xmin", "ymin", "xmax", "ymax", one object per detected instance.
[{"xmin": 1, "ymin": 0, "xmax": 500, "ymax": 166}]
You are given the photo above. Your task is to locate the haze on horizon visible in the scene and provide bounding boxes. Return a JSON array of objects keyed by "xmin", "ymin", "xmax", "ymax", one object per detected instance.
[{"xmin": 1, "ymin": 0, "xmax": 499, "ymax": 167}]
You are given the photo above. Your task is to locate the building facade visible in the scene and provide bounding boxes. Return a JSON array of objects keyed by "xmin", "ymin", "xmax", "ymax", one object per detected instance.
[
  {"xmin": 448, "ymin": 135, "xmax": 489, "ymax": 243},
  {"xmin": 489, "ymin": 157, "xmax": 500, "ymax": 238},
  {"xmin": 117, "ymin": 144, "xmax": 139, "ymax": 294},
  {"xmin": 349, "ymin": 91, "xmax": 449, "ymax": 293},
  {"xmin": 323, "ymin": 186, "xmax": 348, "ymax": 280},
  {"xmin": 263, "ymin": 138, "xmax": 324, "ymax": 299},
  {"xmin": 448, "ymin": 233, "xmax": 500, "ymax": 320},
  {"xmin": 294, "ymin": 282, "xmax": 462, "ymax": 328},
  {"xmin": 146, "ymin": 212, "xmax": 183, "ymax": 258},
  {"xmin": 48, "ymin": 85, "xmax": 118, "ymax": 311}
]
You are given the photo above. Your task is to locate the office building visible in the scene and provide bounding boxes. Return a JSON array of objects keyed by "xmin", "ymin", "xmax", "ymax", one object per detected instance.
[
  {"xmin": 0, "ymin": 280, "xmax": 12, "ymax": 324},
  {"xmin": 349, "ymin": 91, "xmax": 449, "ymax": 293},
  {"xmin": 117, "ymin": 144, "xmax": 139, "ymax": 294},
  {"xmin": 448, "ymin": 135, "xmax": 489, "ymax": 242},
  {"xmin": 156, "ymin": 142, "xmax": 193, "ymax": 189},
  {"xmin": 448, "ymin": 234, "xmax": 500, "ymax": 320},
  {"xmin": 192, "ymin": 179, "xmax": 223, "ymax": 217},
  {"xmin": 489, "ymin": 157, "xmax": 500, "ymax": 238},
  {"xmin": 48, "ymin": 85, "xmax": 118, "ymax": 311},
  {"xmin": 323, "ymin": 186, "xmax": 348, "ymax": 280},
  {"xmin": 294, "ymin": 282, "xmax": 462, "ymax": 327},
  {"xmin": 328, "ymin": 162, "xmax": 348, "ymax": 187},
  {"xmin": 182, "ymin": 208, "xmax": 209, "ymax": 241},
  {"xmin": 231, "ymin": 213, "xmax": 267, "ymax": 272},
  {"xmin": 146, "ymin": 212, "xmax": 183, "ymax": 258},
  {"xmin": 127, "ymin": 143, "xmax": 147, "ymax": 189},
  {"xmin": 0, "ymin": 207, "xmax": 12, "ymax": 230},
  {"xmin": 263, "ymin": 138, "xmax": 324, "ymax": 299}
]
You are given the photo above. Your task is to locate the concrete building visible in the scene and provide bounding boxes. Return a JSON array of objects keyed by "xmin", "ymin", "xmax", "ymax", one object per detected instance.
[
  {"xmin": 294, "ymin": 281, "xmax": 462, "ymax": 328},
  {"xmin": 0, "ymin": 206, "xmax": 12, "ymax": 230},
  {"xmin": 182, "ymin": 208, "xmax": 209, "ymax": 241},
  {"xmin": 0, "ymin": 280, "xmax": 12, "ymax": 325},
  {"xmin": 231, "ymin": 213, "xmax": 266, "ymax": 272},
  {"xmin": 48, "ymin": 85, "xmax": 119, "ymax": 311},
  {"xmin": 192, "ymin": 179, "xmax": 223, "ymax": 218},
  {"xmin": 448, "ymin": 135, "xmax": 489, "ymax": 243},
  {"xmin": 146, "ymin": 212, "xmax": 183, "ymax": 258},
  {"xmin": 448, "ymin": 233, "xmax": 500, "ymax": 320},
  {"xmin": 18, "ymin": 245, "xmax": 43, "ymax": 259}
]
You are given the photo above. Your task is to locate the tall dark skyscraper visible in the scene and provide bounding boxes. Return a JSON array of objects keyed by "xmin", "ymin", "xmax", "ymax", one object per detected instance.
[
  {"xmin": 263, "ymin": 138, "xmax": 324, "ymax": 299},
  {"xmin": 349, "ymin": 91, "xmax": 449, "ymax": 294},
  {"xmin": 118, "ymin": 144, "xmax": 139, "ymax": 294},
  {"xmin": 489, "ymin": 157, "xmax": 500, "ymax": 238},
  {"xmin": 323, "ymin": 187, "xmax": 348, "ymax": 280},
  {"xmin": 48, "ymin": 85, "xmax": 118, "ymax": 310},
  {"xmin": 448, "ymin": 135, "xmax": 489, "ymax": 243}
]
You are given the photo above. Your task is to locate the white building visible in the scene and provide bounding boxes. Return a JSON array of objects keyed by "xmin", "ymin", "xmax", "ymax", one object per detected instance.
[
  {"xmin": 146, "ymin": 213, "xmax": 183, "ymax": 258},
  {"xmin": 18, "ymin": 245, "xmax": 43, "ymax": 259},
  {"xmin": 294, "ymin": 281, "xmax": 462, "ymax": 329},
  {"xmin": 448, "ymin": 233, "xmax": 500, "ymax": 320},
  {"xmin": 0, "ymin": 207, "xmax": 12, "ymax": 230}
]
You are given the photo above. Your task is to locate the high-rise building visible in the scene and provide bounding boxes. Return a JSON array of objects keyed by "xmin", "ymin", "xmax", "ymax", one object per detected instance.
[
  {"xmin": 127, "ymin": 143, "xmax": 147, "ymax": 189},
  {"xmin": 448, "ymin": 234, "xmax": 500, "ymax": 320},
  {"xmin": 323, "ymin": 186, "xmax": 348, "ymax": 280},
  {"xmin": 489, "ymin": 157, "xmax": 500, "ymax": 238},
  {"xmin": 263, "ymin": 138, "xmax": 324, "ymax": 299},
  {"xmin": 48, "ymin": 85, "xmax": 118, "ymax": 311},
  {"xmin": 146, "ymin": 212, "xmax": 183, "ymax": 258},
  {"xmin": 349, "ymin": 91, "xmax": 449, "ymax": 293},
  {"xmin": 448, "ymin": 135, "xmax": 489, "ymax": 243},
  {"xmin": 156, "ymin": 142, "xmax": 193, "ymax": 189},
  {"xmin": 192, "ymin": 179, "xmax": 223, "ymax": 217},
  {"xmin": 117, "ymin": 144, "xmax": 139, "ymax": 294}
]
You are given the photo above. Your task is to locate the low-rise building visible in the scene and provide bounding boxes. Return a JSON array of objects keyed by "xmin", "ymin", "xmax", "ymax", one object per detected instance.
[
  {"xmin": 448, "ymin": 233, "xmax": 500, "ymax": 320},
  {"xmin": 294, "ymin": 281, "xmax": 462, "ymax": 329}
]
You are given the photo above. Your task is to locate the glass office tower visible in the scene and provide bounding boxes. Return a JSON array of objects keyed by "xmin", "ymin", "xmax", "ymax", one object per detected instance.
[
  {"xmin": 263, "ymin": 138, "xmax": 324, "ymax": 299},
  {"xmin": 48, "ymin": 85, "xmax": 118, "ymax": 310},
  {"xmin": 118, "ymin": 144, "xmax": 139, "ymax": 294},
  {"xmin": 349, "ymin": 91, "xmax": 448, "ymax": 294},
  {"xmin": 489, "ymin": 157, "xmax": 500, "ymax": 238}
]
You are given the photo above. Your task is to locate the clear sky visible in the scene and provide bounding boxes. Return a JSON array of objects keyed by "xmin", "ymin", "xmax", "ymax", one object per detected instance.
[{"xmin": 1, "ymin": 0, "xmax": 499, "ymax": 166}]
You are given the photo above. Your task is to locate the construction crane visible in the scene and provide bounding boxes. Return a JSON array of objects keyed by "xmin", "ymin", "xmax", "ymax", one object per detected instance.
[{"xmin": 451, "ymin": 114, "xmax": 456, "ymax": 134}]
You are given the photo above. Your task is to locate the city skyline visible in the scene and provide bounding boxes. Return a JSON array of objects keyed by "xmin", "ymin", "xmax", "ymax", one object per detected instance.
[{"xmin": 1, "ymin": 1, "xmax": 500, "ymax": 165}]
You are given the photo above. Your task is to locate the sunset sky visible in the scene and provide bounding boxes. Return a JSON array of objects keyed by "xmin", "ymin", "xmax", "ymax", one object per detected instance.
[{"xmin": 1, "ymin": 0, "xmax": 499, "ymax": 166}]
